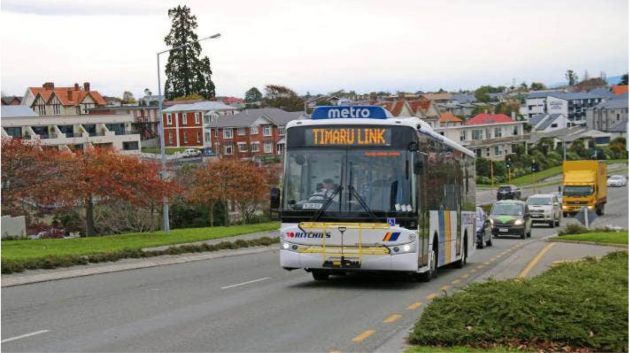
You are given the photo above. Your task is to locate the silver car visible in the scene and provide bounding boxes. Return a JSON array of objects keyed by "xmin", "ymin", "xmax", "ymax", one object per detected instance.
[{"xmin": 526, "ymin": 194, "xmax": 561, "ymax": 228}]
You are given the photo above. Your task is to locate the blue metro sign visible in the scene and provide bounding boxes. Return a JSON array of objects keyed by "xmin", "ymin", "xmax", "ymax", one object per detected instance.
[{"xmin": 311, "ymin": 106, "xmax": 389, "ymax": 120}]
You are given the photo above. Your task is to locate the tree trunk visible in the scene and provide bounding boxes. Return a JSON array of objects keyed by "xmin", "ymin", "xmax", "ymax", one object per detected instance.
[
  {"xmin": 208, "ymin": 202, "xmax": 214, "ymax": 227},
  {"xmin": 85, "ymin": 194, "xmax": 96, "ymax": 236},
  {"xmin": 224, "ymin": 200, "xmax": 230, "ymax": 226}
]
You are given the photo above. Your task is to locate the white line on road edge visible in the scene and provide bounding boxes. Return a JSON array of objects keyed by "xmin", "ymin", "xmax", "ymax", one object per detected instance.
[
  {"xmin": 2, "ymin": 330, "xmax": 49, "ymax": 343},
  {"xmin": 221, "ymin": 277, "xmax": 271, "ymax": 290}
]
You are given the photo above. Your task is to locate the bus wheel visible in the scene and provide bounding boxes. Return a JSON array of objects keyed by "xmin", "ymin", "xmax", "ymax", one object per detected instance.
[
  {"xmin": 312, "ymin": 270, "xmax": 329, "ymax": 281},
  {"xmin": 417, "ymin": 246, "xmax": 437, "ymax": 282},
  {"xmin": 455, "ymin": 237, "xmax": 467, "ymax": 268},
  {"xmin": 596, "ymin": 205, "xmax": 604, "ymax": 216}
]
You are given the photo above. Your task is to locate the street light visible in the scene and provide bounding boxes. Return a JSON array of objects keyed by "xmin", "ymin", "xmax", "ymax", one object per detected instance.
[{"xmin": 156, "ymin": 32, "xmax": 221, "ymax": 233}]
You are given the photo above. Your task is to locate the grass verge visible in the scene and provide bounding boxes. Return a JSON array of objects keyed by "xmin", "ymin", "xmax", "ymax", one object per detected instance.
[
  {"xmin": 554, "ymin": 231, "xmax": 628, "ymax": 245},
  {"xmin": 406, "ymin": 346, "xmax": 525, "ymax": 353},
  {"xmin": 1, "ymin": 237, "xmax": 279, "ymax": 274},
  {"xmin": 408, "ymin": 251, "xmax": 628, "ymax": 352},
  {"xmin": 141, "ymin": 147, "xmax": 189, "ymax": 155},
  {"xmin": 2, "ymin": 222, "xmax": 279, "ymax": 262}
]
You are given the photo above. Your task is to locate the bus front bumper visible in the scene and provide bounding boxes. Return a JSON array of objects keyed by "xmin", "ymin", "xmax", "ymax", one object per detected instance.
[{"xmin": 280, "ymin": 250, "xmax": 418, "ymax": 272}]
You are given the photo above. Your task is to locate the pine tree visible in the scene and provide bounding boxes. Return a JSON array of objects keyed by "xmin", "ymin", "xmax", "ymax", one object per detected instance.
[
  {"xmin": 164, "ymin": 5, "xmax": 215, "ymax": 100},
  {"xmin": 244, "ymin": 87, "xmax": 262, "ymax": 103}
]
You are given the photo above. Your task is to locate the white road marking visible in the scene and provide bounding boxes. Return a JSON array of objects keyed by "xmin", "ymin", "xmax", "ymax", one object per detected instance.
[
  {"xmin": 2, "ymin": 330, "xmax": 49, "ymax": 343},
  {"xmin": 221, "ymin": 277, "xmax": 271, "ymax": 289}
]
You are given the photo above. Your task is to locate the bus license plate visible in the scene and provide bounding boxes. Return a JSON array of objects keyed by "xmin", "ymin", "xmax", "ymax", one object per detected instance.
[
  {"xmin": 499, "ymin": 228, "xmax": 509, "ymax": 233},
  {"xmin": 302, "ymin": 203, "xmax": 322, "ymax": 210}
]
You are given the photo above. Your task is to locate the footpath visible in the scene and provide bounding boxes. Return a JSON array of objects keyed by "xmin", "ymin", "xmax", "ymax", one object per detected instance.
[{"xmin": 1, "ymin": 230, "xmax": 280, "ymax": 287}]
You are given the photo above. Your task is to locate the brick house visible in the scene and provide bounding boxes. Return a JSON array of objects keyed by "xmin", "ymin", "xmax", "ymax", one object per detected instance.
[
  {"xmin": 162, "ymin": 101, "xmax": 238, "ymax": 147},
  {"xmin": 207, "ymin": 108, "xmax": 305, "ymax": 159}
]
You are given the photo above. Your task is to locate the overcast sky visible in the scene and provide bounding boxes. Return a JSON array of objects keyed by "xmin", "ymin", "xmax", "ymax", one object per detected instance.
[{"xmin": 1, "ymin": 0, "xmax": 628, "ymax": 98}]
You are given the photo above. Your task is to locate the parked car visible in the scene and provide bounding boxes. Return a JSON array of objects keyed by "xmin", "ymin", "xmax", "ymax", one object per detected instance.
[
  {"xmin": 497, "ymin": 185, "xmax": 521, "ymax": 200},
  {"xmin": 475, "ymin": 206, "xmax": 492, "ymax": 248},
  {"xmin": 181, "ymin": 148, "xmax": 202, "ymax": 158},
  {"xmin": 489, "ymin": 200, "xmax": 532, "ymax": 239},
  {"xmin": 526, "ymin": 193, "xmax": 561, "ymax": 228},
  {"xmin": 607, "ymin": 174, "xmax": 627, "ymax": 187}
]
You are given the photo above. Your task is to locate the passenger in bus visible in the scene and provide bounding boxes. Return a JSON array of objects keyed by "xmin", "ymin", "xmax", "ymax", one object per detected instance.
[{"xmin": 309, "ymin": 178, "xmax": 338, "ymax": 200}]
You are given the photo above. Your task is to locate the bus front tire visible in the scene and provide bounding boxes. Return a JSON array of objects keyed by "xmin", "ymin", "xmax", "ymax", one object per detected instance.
[
  {"xmin": 417, "ymin": 247, "xmax": 438, "ymax": 282},
  {"xmin": 455, "ymin": 237, "xmax": 467, "ymax": 268},
  {"xmin": 312, "ymin": 270, "xmax": 329, "ymax": 281}
]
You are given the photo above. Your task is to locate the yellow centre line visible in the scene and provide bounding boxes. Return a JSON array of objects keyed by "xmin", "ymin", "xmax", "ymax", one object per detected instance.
[
  {"xmin": 518, "ymin": 243, "xmax": 556, "ymax": 278},
  {"xmin": 383, "ymin": 314, "xmax": 402, "ymax": 323},
  {"xmin": 426, "ymin": 293, "xmax": 438, "ymax": 300},
  {"xmin": 407, "ymin": 302, "xmax": 422, "ymax": 310},
  {"xmin": 451, "ymin": 279, "xmax": 461, "ymax": 285},
  {"xmin": 352, "ymin": 330, "xmax": 375, "ymax": 343}
]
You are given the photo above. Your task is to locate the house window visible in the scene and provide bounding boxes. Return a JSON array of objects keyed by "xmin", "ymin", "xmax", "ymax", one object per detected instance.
[
  {"xmin": 167, "ymin": 113, "xmax": 172, "ymax": 125},
  {"xmin": 224, "ymin": 144, "xmax": 233, "ymax": 155},
  {"xmin": 472, "ymin": 129, "xmax": 483, "ymax": 140},
  {"xmin": 205, "ymin": 132, "xmax": 211, "ymax": 143},
  {"xmin": 264, "ymin": 142, "xmax": 273, "ymax": 154},
  {"xmin": 181, "ymin": 113, "xmax": 187, "ymax": 125},
  {"xmin": 494, "ymin": 145, "xmax": 501, "ymax": 156},
  {"xmin": 551, "ymin": 123, "xmax": 558, "ymax": 128},
  {"xmin": 494, "ymin": 127, "xmax": 502, "ymax": 138},
  {"xmin": 183, "ymin": 132, "xmax": 188, "ymax": 144},
  {"xmin": 238, "ymin": 142, "xmax": 248, "ymax": 152},
  {"xmin": 197, "ymin": 131, "xmax": 201, "ymax": 143},
  {"xmin": 195, "ymin": 112, "xmax": 201, "ymax": 124},
  {"xmin": 278, "ymin": 126, "xmax": 286, "ymax": 135},
  {"xmin": 223, "ymin": 128, "xmax": 233, "ymax": 139},
  {"xmin": 214, "ymin": 129, "xmax": 218, "ymax": 137},
  {"xmin": 237, "ymin": 127, "xmax": 246, "ymax": 135},
  {"xmin": 168, "ymin": 131, "xmax": 174, "ymax": 144},
  {"xmin": 251, "ymin": 142, "xmax": 260, "ymax": 152},
  {"xmin": 263, "ymin": 126, "xmax": 272, "ymax": 136},
  {"xmin": 37, "ymin": 104, "xmax": 46, "ymax": 115},
  {"xmin": 513, "ymin": 126, "xmax": 518, "ymax": 135},
  {"xmin": 250, "ymin": 126, "xmax": 258, "ymax": 135},
  {"xmin": 52, "ymin": 104, "xmax": 61, "ymax": 115},
  {"xmin": 459, "ymin": 130, "xmax": 466, "ymax": 141}
]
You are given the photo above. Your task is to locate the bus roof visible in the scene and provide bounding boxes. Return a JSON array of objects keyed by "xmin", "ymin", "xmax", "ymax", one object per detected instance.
[{"xmin": 286, "ymin": 116, "xmax": 475, "ymax": 158}]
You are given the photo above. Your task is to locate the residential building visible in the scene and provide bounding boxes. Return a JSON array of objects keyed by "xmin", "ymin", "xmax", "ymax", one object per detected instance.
[
  {"xmin": 162, "ymin": 101, "xmax": 238, "ymax": 147},
  {"xmin": 437, "ymin": 112, "xmax": 463, "ymax": 127},
  {"xmin": 409, "ymin": 99, "xmax": 441, "ymax": 127},
  {"xmin": 523, "ymin": 91, "xmax": 608, "ymax": 122},
  {"xmin": 207, "ymin": 108, "xmax": 304, "ymax": 159},
  {"xmin": 1, "ymin": 96, "xmax": 22, "ymax": 105},
  {"xmin": 528, "ymin": 113, "xmax": 569, "ymax": 133},
  {"xmin": 22, "ymin": 82, "xmax": 107, "ymax": 116},
  {"xmin": 586, "ymin": 94, "xmax": 628, "ymax": 135},
  {"xmin": 89, "ymin": 105, "xmax": 160, "ymax": 140},
  {"xmin": 612, "ymin": 85, "xmax": 629, "ymax": 96},
  {"xmin": 375, "ymin": 100, "xmax": 413, "ymax": 117},
  {"xmin": 1, "ymin": 108, "xmax": 141, "ymax": 154},
  {"xmin": 435, "ymin": 113, "xmax": 527, "ymax": 160},
  {"xmin": 529, "ymin": 126, "xmax": 612, "ymax": 152},
  {"xmin": 421, "ymin": 92, "xmax": 453, "ymax": 104}
]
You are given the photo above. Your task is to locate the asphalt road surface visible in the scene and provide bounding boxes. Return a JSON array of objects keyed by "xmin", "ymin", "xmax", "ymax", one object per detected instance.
[{"xmin": 2, "ymin": 187, "xmax": 627, "ymax": 353}]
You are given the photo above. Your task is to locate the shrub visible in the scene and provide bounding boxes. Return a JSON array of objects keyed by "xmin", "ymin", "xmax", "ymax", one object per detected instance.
[{"xmin": 558, "ymin": 223, "xmax": 590, "ymax": 235}]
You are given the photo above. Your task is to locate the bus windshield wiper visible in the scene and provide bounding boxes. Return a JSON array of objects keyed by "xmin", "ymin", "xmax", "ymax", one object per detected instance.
[
  {"xmin": 349, "ymin": 185, "xmax": 377, "ymax": 219},
  {"xmin": 313, "ymin": 185, "xmax": 343, "ymax": 221}
]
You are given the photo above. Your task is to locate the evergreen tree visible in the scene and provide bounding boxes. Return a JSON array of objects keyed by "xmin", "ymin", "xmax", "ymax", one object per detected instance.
[
  {"xmin": 565, "ymin": 69, "xmax": 578, "ymax": 86},
  {"xmin": 245, "ymin": 87, "xmax": 263, "ymax": 103},
  {"xmin": 163, "ymin": 5, "xmax": 215, "ymax": 100}
]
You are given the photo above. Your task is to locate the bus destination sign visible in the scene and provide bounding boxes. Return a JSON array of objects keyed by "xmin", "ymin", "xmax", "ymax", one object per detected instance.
[{"xmin": 306, "ymin": 127, "xmax": 391, "ymax": 146}]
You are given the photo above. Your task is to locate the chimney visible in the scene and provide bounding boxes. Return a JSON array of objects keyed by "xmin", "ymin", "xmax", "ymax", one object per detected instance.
[
  {"xmin": 74, "ymin": 83, "xmax": 80, "ymax": 91},
  {"xmin": 43, "ymin": 82, "xmax": 54, "ymax": 90},
  {"xmin": 83, "ymin": 82, "xmax": 90, "ymax": 92}
]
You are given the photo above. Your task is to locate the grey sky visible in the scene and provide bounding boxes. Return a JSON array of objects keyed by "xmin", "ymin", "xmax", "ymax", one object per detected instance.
[{"xmin": 1, "ymin": 0, "xmax": 627, "ymax": 98}]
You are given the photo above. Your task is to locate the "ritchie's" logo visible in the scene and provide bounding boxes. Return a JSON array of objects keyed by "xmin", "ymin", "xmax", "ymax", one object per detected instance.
[{"xmin": 286, "ymin": 231, "xmax": 332, "ymax": 239}]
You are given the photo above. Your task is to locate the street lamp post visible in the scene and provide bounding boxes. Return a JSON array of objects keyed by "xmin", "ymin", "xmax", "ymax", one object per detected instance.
[{"xmin": 156, "ymin": 33, "xmax": 221, "ymax": 233}]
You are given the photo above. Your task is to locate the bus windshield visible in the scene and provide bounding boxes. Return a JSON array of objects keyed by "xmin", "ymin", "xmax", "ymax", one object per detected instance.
[{"xmin": 283, "ymin": 149, "xmax": 414, "ymax": 215}]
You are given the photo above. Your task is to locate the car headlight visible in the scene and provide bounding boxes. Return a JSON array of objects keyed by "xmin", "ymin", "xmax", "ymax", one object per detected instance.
[
  {"xmin": 489, "ymin": 219, "xmax": 494, "ymax": 226},
  {"xmin": 514, "ymin": 219, "xmax": 524, "ymax": 226},
  {"xmin": 587, "ymin": 205, "xmax": 594, "ymax": 210},
  {"xmin": 389, "ymin": 242, "xmax": 416, "ymax": 254}
]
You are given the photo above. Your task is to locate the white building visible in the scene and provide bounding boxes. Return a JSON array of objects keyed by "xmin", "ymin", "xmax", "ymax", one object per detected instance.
[
  {"xmin": 586, "ymin": 94, "xmax": 628, "ymax": 136},
  {"xmin": 528, "ymin": 113, "xmax": 569, "ymax": 133},
  {"xmin": 1, "ymin": 108, "xmax": 141, "ymax": 154},
  {"xmin": 524, "ymin": 91, "xmax": 608, "ymax": 123}
]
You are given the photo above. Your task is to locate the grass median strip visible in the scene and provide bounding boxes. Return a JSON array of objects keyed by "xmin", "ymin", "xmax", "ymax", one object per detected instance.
[
  {"xmin": 2, "ymin": 235, "xmax": 279, "ymax": 274},
  {"xmin": 408, "ymin": 251, "xmax": 628, "ymax": 352},
  {"xmin": 554, "ymin": 231, "xmax": 628, "ymax": 246}
]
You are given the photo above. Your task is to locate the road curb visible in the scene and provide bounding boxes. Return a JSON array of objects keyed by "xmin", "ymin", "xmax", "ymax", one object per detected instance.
[
  {"xmin": 548, "ymin": 238, "xmax": 628, "ymax": 248},
  {"xmin": 1, "ymin": 246, "xmax": 277, "ymax": 288}
]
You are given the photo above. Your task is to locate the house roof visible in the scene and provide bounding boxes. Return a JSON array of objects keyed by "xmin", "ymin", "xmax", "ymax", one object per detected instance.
[
  {"xmin": 536, "ymin": 113, "xmax": 563, "ymax": 131},
  {"xmin": 530, "ymin": 126, "xmax": 611, "ymax": 144},
  {"xmin": 608, "ymin": 119, "xmax": 628, "ymax": 133},
  {"xmin": 422, "ymin": 92, "xmax": 452, "ymax": 101},
  {"xmin": 595, "ymin": 94, "xmax": 629, "ymax": 109},
  {"xmin": 1, "ymin": 96, "xmax": 22, "ymax": 105},
  {"xmin": 529, "ymin": 114, "xmax": 546, "ymax": 127},
  {"xmin": 527, "ymin": 90, "xmax": 608, "ymax": 101},
  {"xmin": 438, "ymin": 112, "xmax": 463, "ymax": 123},
  {"xmin": 209, "ymin": 108, "xmax": 304, "ymax": 128},
  {"xmin": 465, "ymin": 113, "xmax": 513, "ymax": 125},
  {"xmin": 451, "ymin": 93, "xmax": 476, "ymax": 104},
  {"xmin": 1, "ymin": 105, "xmax": 38, "ymax": 118},
  {"xmin": 612, "ymin": 85, "xmax": 629, "ymax": 96},
  {"xmin": 163, "ymin": 101, "xmax": 237, "ymax": 113},
  {"xmin": 28, "ymin": 85, "xmax": 107, "ymax": 106}
]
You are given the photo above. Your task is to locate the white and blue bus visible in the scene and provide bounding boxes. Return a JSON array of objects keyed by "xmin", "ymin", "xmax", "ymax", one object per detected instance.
[{"xmin": 272, "ymin": 106, "xmax": 476, "ymax": 281}]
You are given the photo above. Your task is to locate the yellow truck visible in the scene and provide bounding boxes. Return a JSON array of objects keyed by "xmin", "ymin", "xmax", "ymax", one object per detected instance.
[{"xmin": 562, "ymin": 160, "xmax": 607, "ymax": 216}]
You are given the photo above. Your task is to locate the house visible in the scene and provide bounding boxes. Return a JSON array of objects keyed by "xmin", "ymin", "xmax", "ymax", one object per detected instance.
[
  {"xmin": 529, "ymin": 126, "xmax": 612, "ymax": 152},
  {"xmin": 1, "ymin": 96, "xmax": 22, "ymax": 105},
  {"xmin": 89, "ymin": 105, "xmax": 160, "ymax": 140},
  {"xmin": 528, "ymin": 113, "xmax": 569, "ymax": 133},
  {"xmin": 207, "ymin": 108, "xmax": 305, "ymax": 159},
  {"xmin": 162, "ymin": 101, "xmax": 238, "ymax": 148},
  {"xmin": 375, "ymin": 100, "xmax": 414, "ymax": 117},
  {"xmin": 523, "ymin": 91, "xmax": 609, "ymax": 122},
  {"xmin": 612, "ymin": 85, "xmax": 629, "ymax": 96},
  {"xmin": 422, "ymin": 92, "xmax": 452, "ymax": 104},
  {"xmin": 409, "ymin": 99, "xmax": 441, "ymax": 127},
  {"xmin": 1, "ymin": 108, "xmax": 141, "ymax": 154},
  {"xmin": 22, "ymin": 82, "xmax": 107, "ymax": 116},
  {"xmin": 586, "ymin": 94, "xmax": 628, "ymax": 135},
  {"xmin": 434, "ymin": 113, "xmax": 527, "ymax": 160},
  {"xmin": 437, "ymin": 112, "xmax": 463, "ymax": 127}
]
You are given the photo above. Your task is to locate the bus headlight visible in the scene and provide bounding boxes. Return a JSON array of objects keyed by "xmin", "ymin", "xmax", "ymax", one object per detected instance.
[
  {"xmin": 390, "ymin": 242, "xmax": 416, "ymax": 254},
  {"xmin": 281, "ymin": 241, "xmax": 291, "ymax": 250}
]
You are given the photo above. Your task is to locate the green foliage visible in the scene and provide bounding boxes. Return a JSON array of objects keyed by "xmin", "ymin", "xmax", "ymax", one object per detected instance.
[
  {"xmin": 529, "ymin": 82, "xmax": 546, "ymax": 91},
  {"xmin": 170, "ymin": 200, "xmax": 227, "ymax": 228},
  {"xmin": 262, "ymin": 85, "xmax": 304, "ymax": 112},
  {"xmin": 163, "ymin": 5, "xmax": 215, "ymax": 99},
  {"xmin": 620, "ymin": 74, "xmax": 628, "ymax": 86},
  {"xmin": 565, "ymin": 69, "xmax": 579, "ymax": 86},
  {"xmin": 609, "ymin": 137, "xmax": 628, "ymax": 159},
  {"xmin": 557, "ymin": 231, "xmax": 628, "ymax": 245},
  {"xmin": 558, "ymin": 223, "xmax": 590, "ymax": 235},
  {"xmin": 245, "ymin": 87, "xmax": 263, "ymax": 103},
  {"xmin": 409, "ymin": 252, "xmax": 628, "ymax": 352},
  {"xmin": 474, "ymin": 85, "xmax": 504, "ymax": 103}
]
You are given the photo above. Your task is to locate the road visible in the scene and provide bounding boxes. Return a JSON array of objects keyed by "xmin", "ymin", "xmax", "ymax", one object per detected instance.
[{"xmin": 2, "ymin": 187, "xmax": 627, "ymax": 352}]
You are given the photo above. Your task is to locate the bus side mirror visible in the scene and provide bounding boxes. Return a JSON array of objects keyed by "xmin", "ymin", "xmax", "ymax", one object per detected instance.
[
  {"xmin": 270, "ymin": 188, "xmax": 281, "ymax": 210},
  {"xmin": 414, "ymin": 160, "xmax": 423, "ymax": 174}
]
